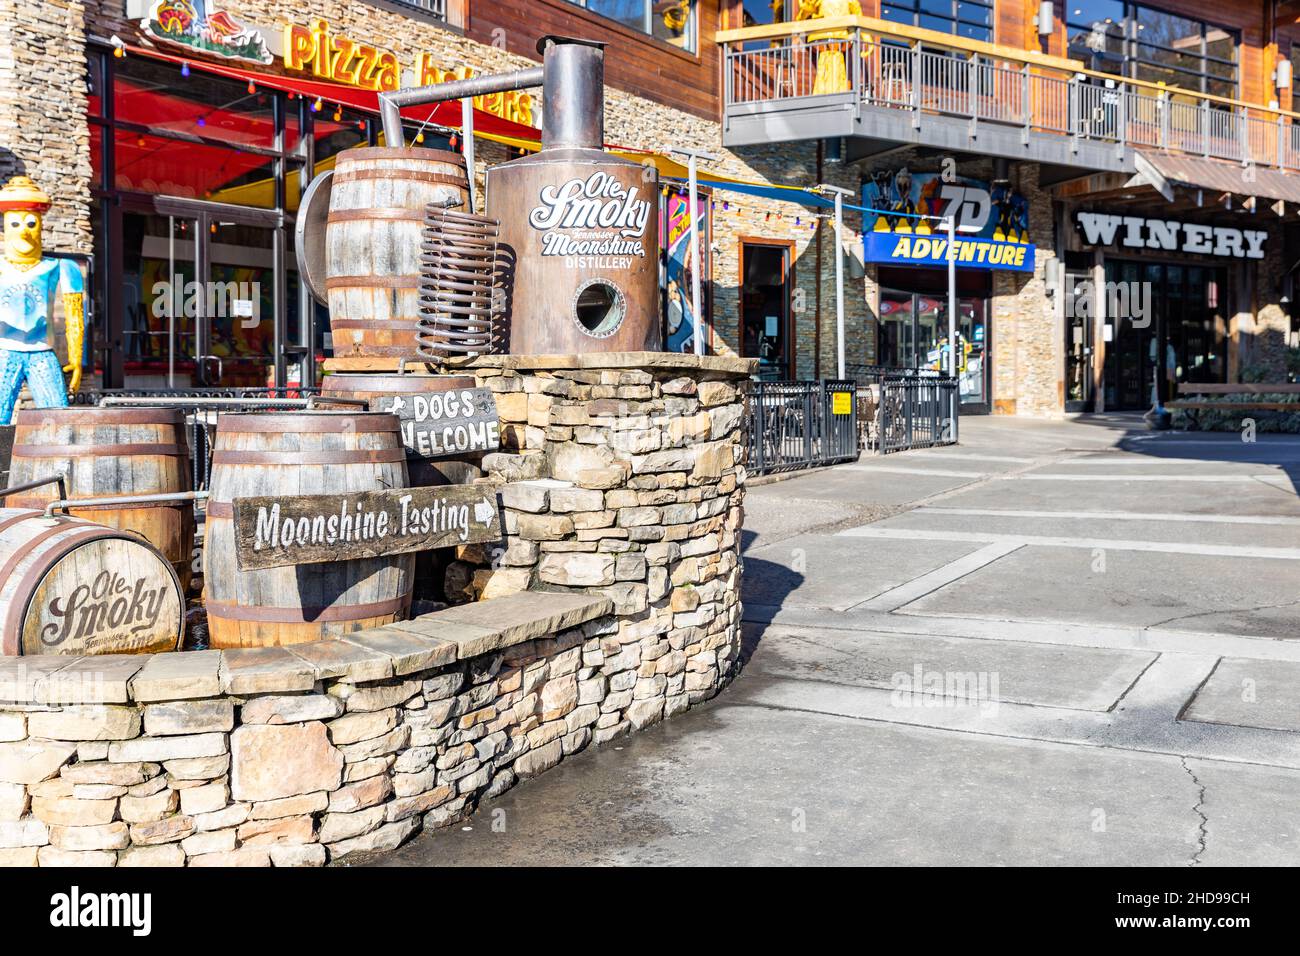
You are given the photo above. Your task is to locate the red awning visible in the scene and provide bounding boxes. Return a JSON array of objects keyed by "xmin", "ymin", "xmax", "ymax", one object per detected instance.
[{"xmin": 125, "ymin": 42, "xmax": 545, "ymax": 145}]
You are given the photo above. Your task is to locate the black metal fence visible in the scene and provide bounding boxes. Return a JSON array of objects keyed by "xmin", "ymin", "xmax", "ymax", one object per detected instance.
[
  {"xmin": 746, "ymin": 379, "xmax": 859, "ymax": 477},
  {"xmin": 851, "ymin": 370, "xmax": 959, "ymax": 454}
]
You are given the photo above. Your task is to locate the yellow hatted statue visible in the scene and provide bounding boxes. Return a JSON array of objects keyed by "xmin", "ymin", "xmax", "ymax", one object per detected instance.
[
  {"xmin": 797, "ymin": 0, "xmax": 863, "ymax": 95},
  {"xmin": 0, "ymin": 176, "xmax": 84, "ymax": 424}
]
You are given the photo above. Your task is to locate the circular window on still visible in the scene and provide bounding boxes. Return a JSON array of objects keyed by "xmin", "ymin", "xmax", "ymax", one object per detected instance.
[{"xmin": 572, "ymin": 279, "xmax": 626, "ymax": 339}]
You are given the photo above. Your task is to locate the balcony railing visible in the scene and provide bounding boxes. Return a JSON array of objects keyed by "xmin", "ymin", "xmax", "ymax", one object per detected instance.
[{"xmin": 720, "ymin": 16, "xmax": 1300, "ymax": 172}]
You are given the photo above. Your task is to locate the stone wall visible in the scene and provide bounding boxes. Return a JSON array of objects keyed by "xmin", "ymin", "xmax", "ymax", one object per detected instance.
[
  {"xmin": 430, "ymin": 353, "xmax": 751, "ymax": 711},
  {"xmin": 0, "ymin": 590, "xmax": 724, "ymax": 867},
  {"xmin": 0, "ymin": 0, "xmax": 93, "ymax": 254}
]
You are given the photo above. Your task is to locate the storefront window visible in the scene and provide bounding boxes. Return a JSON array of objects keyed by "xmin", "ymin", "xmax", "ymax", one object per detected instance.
[
  {"xmin": 880, "ymin": 0, "xmax": 994, "ymax": 43},
  {"xmin": 563, "ymin": 1, "xmax": 696, "ymax": 53},
  {"xmin": 90, "ymin": 51, "xmax": 335, "ymax": 389},
  {"xmin": 112, "ymin": 129, "xmax": 279, "ymax": 208},
  {"xmin": 878, "ymin": 267, "xmax": 991, "ymax": 408},
  {"xmin": 1067, "ymin": 2, "xmax": 1238, "ymax": 99},
  {"xmin": 116, "ymin": 57, "xmax": 279, "ymax": 150}
]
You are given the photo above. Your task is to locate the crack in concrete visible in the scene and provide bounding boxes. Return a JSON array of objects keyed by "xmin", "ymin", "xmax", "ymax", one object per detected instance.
[
  {"xmin": 1181, "ymin": 757, "xmax": 1209, "ymax": 866},
  {"xmin": 1144, "ymin": 597, "xmax": 1300, "ymax": 632}
]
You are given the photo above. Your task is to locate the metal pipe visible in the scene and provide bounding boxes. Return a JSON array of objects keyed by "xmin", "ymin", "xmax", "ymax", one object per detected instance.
[
  {"xmin": 946, "ymin": 214, "xmax": 958, "ymax": 439},
  {"xmin": 44, "ymin": 489, "xmax": 209, "ymax": 517},
  {"xmin": 0, "ymin": 473, "xmax": 67, "ymax": 502},
  {"xmin": 673, "ymin": 147, "xmax": 719, "ymax": 357},
  {"xmin": 818, "ymin": 184, "xmax": 853, "ymax": 380},
  {"xmin": 461, "ymin": 97, "xmax": 476, "ymax": 211},
  {"xmin": 379, "ymin": 67, "xmax": 544, "ymax": 148},
  {"xmin": 539, "ymin": 37, "xmax": 605, "ymax": 150}
]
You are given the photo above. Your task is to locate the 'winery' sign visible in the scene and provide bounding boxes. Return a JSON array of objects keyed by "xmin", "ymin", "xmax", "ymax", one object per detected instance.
[
  {"xmin": 232, "ymin": 483, "xmax": 503, "ymax": 571},
  {"xmin": 1075, "ymin": 212, "xmax": 1267, "ymax": 259}
]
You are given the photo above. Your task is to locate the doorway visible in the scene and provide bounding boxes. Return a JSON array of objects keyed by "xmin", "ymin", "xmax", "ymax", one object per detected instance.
[
  {"xmin": 115, "ymin": 197, "xmax": 293, "ymax": 389},
  {"xmin": 740, "ymin": 240, "xmax": 794, "ymax": 379},
  {"xmin": 877, "ymin": 266, "xmax": 992, "ymax": 413},
  {"xmin": 1101, "ymin": 259, "xmax": 1227, "ymax": 411}
]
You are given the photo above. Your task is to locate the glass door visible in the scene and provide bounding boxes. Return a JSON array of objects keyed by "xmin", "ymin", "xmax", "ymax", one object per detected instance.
[
  {"xmin": 878, "ymin": 285, "xmax": 991, "ymax": 411},
  {"xmin": 119, "ymin": 207, "xmax": 200, "ymax": 389},
  {"xmin": 741, "ymin": 242, "xmax": 793, "ymax": 380},
  {"xmin": 203, "ymin": 218, "xmax": 279, "ymax": 388},
  {"xmin": 117, "ymin": 198, "xmax": 284, "ymax": 389}
]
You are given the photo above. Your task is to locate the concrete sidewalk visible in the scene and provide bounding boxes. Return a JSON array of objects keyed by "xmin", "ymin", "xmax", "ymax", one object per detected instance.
[{"xmin": 368, "ymin": 414, "xmax": 1300, "ymax": 866}]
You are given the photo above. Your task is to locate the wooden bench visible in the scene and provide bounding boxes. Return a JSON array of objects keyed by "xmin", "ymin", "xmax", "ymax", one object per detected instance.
[{"xmin": 1167, "ymin": 383, "xmax": 1300, "ymax": 428}]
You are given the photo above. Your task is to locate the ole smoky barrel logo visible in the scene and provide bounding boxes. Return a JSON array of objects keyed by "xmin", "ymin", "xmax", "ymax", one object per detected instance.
[{"xmin": 41, "ymin": 570, "xmax": 172, "ymax": 648}]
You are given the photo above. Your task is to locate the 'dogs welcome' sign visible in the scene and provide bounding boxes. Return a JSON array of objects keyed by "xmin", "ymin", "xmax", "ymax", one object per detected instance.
[
  {"xmin": 232, "ymin": 484, "xmax": 502, "ymax": 571},
  {"xmin": 370, "ymin": 387, "xmax": 501, "ymax": 461}
]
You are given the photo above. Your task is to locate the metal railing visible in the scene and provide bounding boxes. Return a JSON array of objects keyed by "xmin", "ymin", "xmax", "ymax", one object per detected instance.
[
  {"xmin": 723, "ymin": 20, "xmax": 1300, "ymax": 172},
  {"xmin": 849, "ymin": 366, "xmax": 959, "ymax": 453},
  {"xmin": 73, "ymin": 387, "xmax": 321, "ymax": 492},
  {"xmin": 746, "ymin": 379, "xmax": 859, "ymax": 477}
]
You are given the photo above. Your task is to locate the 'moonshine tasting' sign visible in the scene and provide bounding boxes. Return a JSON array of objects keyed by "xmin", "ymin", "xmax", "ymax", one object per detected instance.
[{"xmin": 232, "ymin": 484, "xmax": 503, "ymax": 571}]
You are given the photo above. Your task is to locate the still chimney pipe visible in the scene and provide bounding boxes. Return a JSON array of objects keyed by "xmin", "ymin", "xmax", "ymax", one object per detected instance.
[{"xmin": 538, "ymin": 36, "xmax": 605, "ymax": 151}]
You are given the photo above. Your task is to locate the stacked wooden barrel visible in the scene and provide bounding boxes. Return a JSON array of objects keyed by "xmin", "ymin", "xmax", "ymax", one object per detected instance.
[
  {"xmin": 0, "ymin": 508, "xmax": 184, "ymax": 655},
  {"xmin": 202, "ymin": 410, "xmax": 415, "ymax": 647},
  {"xmin": 5, "ymin": 408, "xmax": 196, "ymax": 591},
  {"xmin": 327, "ymin": 147, "xmax": 470, "ymax": 359}
]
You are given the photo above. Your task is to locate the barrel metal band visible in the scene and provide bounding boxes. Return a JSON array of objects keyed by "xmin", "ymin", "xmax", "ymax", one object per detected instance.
[
  {"xmin": 325, "ymin": 274, "xmax": 422, "ymax": 290},
  {"xmin": 328, "ymin": 208, "xmax": 427, "ymax": 223},
  {"xmin": 13, "ymin": 444, "xmax": 187, "ymax": 459},
  {"xmin": 329, "ymin": 320, "xmax": 422, "ymax": 330},
  {"xmin": 211, "ymin": 449, "xmax": 407, "ymax": 465},
  {"xmin": 17, "ymin": 409, "xmax": 186, "ymax": 426},
  {"xmin": 212, "ymin": 414, "xmax": 398, "ymax": 433},
  {"xmin": 332, "ymin": 169, "xmax": 467, "ymax": 188},
  {"xmin": 204, "ymin": 593, "xmax": 410, "ymax": 623}
]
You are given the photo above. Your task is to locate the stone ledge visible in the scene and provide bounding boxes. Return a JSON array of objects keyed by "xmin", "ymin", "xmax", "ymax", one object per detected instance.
[
  {"xmin": 0, "ymin": 591, "xmax": 614, "ymax": 704},
  {"xmin": 325, "ymin": 351, "xmax": 758, "ymax": 377}
]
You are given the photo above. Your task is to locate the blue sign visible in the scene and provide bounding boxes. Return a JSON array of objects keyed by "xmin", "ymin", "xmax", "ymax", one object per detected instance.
[
  {"xmin": 862, "ymin": 169, "xmax": 1034, "ymax": 272},
  {"xmin": 863, "ymin": 233, "xmax": 1035, "ymax": 273}
]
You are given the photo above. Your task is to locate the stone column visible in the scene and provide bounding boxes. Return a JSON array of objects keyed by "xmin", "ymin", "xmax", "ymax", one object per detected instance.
[{"xmin": 440, "ymin": 353, "xmax": 753, "ymax": 730}]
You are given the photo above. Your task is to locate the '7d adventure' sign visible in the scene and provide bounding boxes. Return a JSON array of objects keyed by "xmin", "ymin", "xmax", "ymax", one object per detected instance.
[{"xmin": 232, "ymin": 483, "xmax": 503, "ymax": 571}]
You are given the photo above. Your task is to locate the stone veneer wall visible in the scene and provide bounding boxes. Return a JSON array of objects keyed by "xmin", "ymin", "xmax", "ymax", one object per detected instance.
[
  {"xmin": 0, "ymin": 590, "xmax": 717, "ymax": 867},
  {"xmin": 431, "ymin": 354, "xmax": 749, "ymax": 713}
]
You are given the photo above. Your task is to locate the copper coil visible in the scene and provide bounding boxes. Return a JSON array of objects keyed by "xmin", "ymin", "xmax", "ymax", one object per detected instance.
[{"xmin": 417, "ymin": 206, "xmax": 502, "ymax": 358}]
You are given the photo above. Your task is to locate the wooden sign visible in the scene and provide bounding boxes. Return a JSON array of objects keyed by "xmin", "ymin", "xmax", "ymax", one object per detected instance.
[
  {"xmin": 368, "ymin": 387, "xmax": 501, "ymax": 461},
  {"xmin": 232, "ymin": 483, "xmax": 503, "ymax": 571}
]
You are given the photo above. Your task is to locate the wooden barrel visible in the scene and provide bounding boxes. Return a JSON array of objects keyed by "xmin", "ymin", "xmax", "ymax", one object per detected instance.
[
  {"xmin": 327, "ymin": 147, "xmax": 470, "ymax": 359},
  {"xmin": 0, "ymin": 508, "xmax": 184, "ymax": 655},
  {"xmin": 321, "ymin": 373, "xmax": 483, "ymax": 486},
  {"xmin": 6, "ymin": 407, "xmax": 196, "ymax": 592},
  {"xmin": 203, "ymin": 411, "xmax": 415, "ymax": 647}
]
